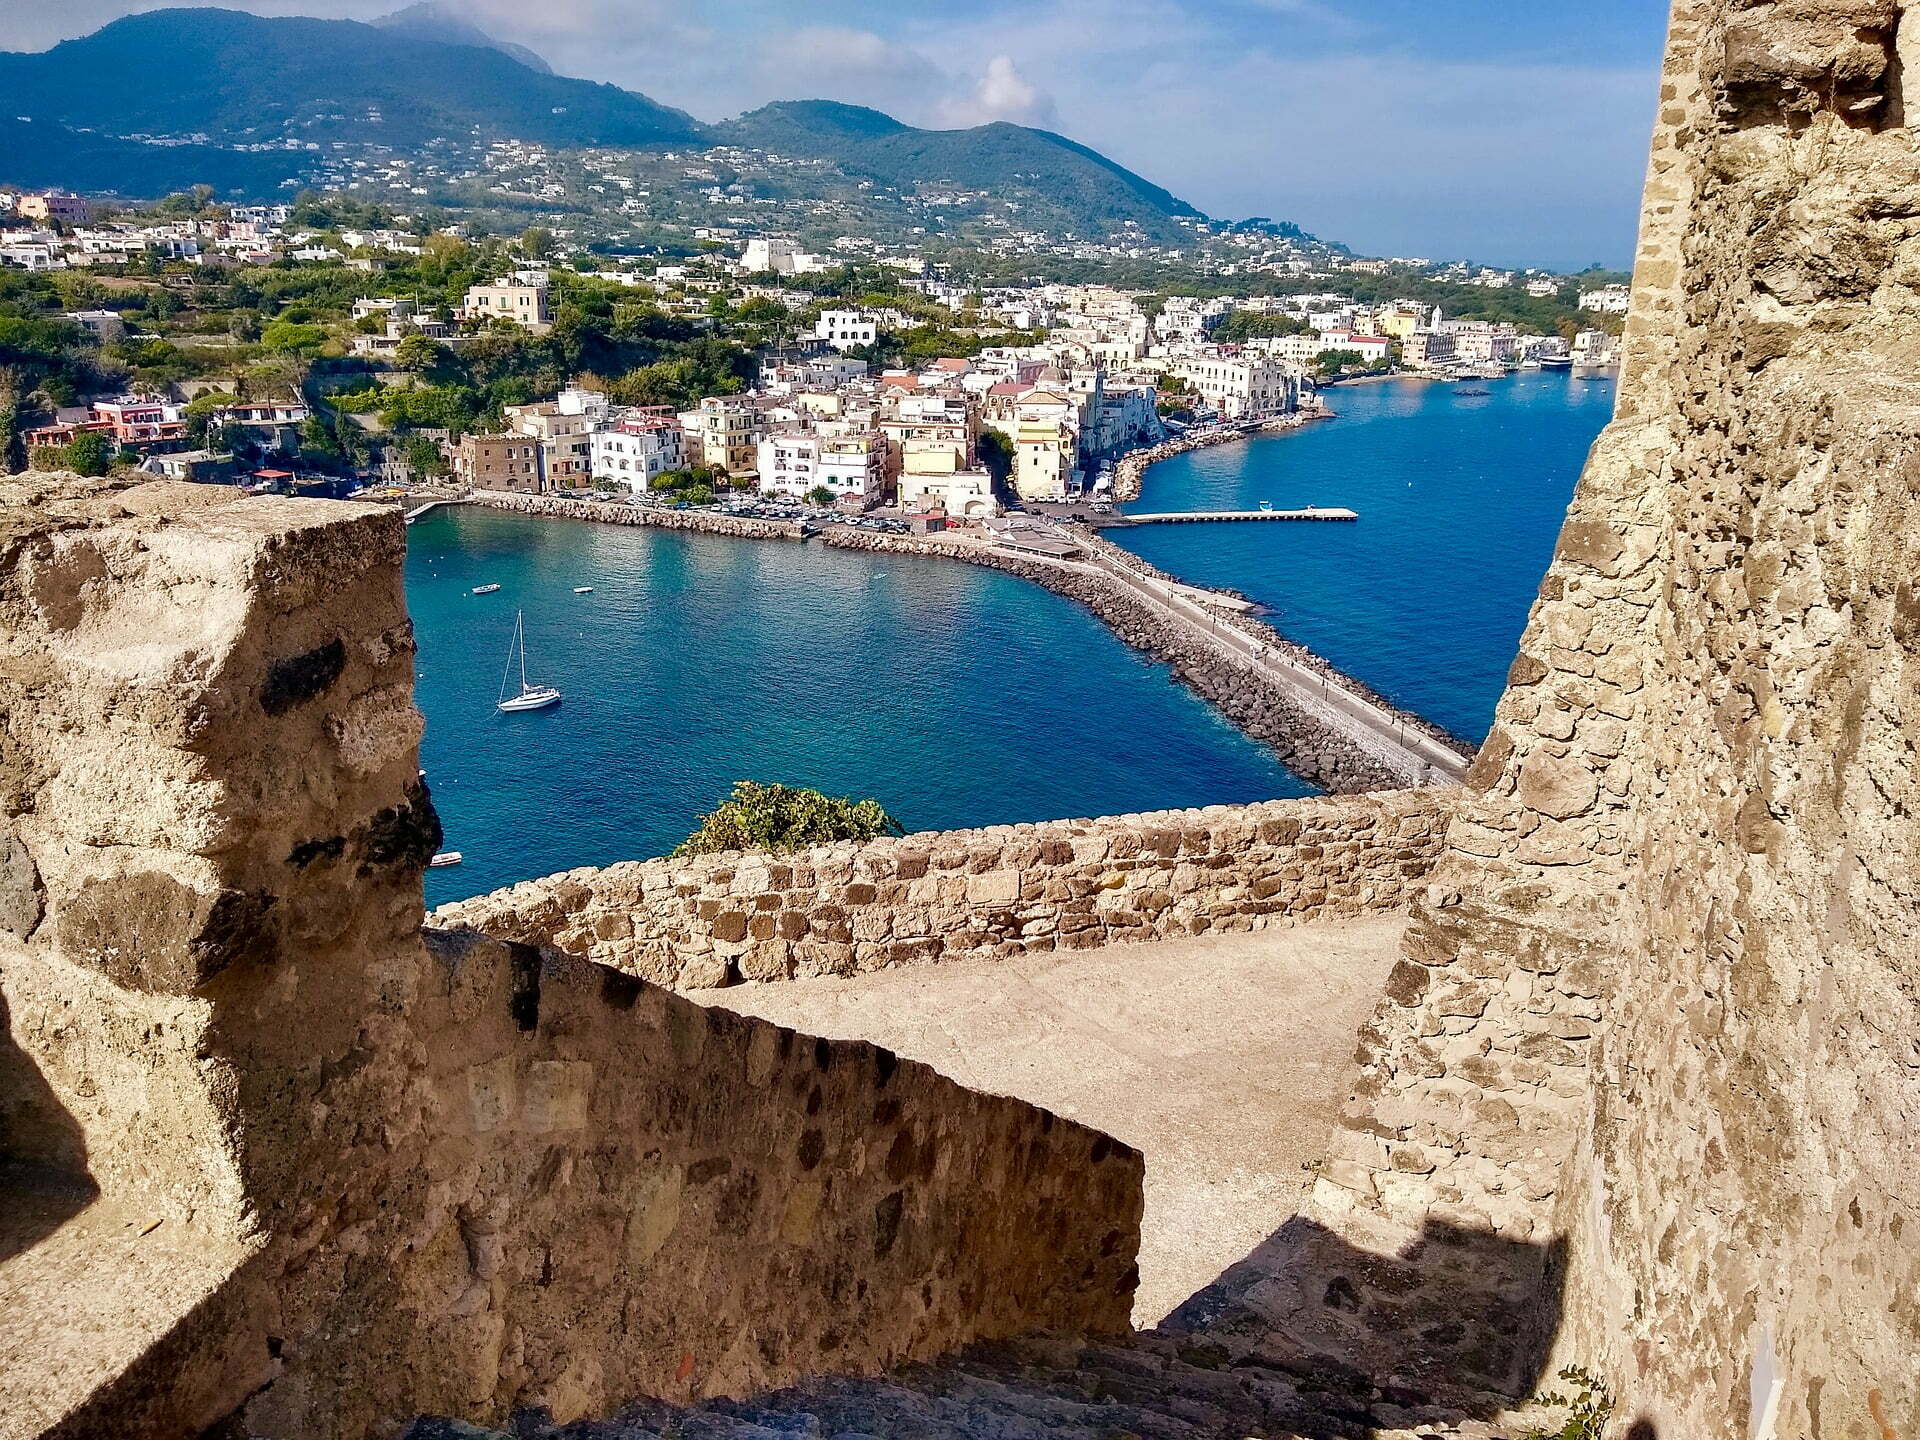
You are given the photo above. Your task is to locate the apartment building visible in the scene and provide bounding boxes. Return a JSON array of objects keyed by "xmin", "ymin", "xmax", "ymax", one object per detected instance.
[
  {"xmin": 462, "ymin": 279, "xmax": 552, "ymax": 332},
  {"xmin": 755, "ymin": 430, "xmax": 886, "ymax": 507},
  {"xmin": 1169, "ymin": 353, "xmax": 1301, "ymax": 420},
  {"xmin": 590, "ymin": 407, "xmax": 687, "ymax": 487},
  {"xmin": 18, "ymin": 192, "xmax": 90, "ymax": 225},
  {"xmin": 503, "ymin": 390, "xmax": 602, "ymax": 489},
  {"xmin": 679, "ymin": 395, "xmax": 765, "ymax": 476},
  {"xmin": 454, "ymin": 433, "xmax": 544, "ymax": 493},
  {"xmin": 815, "ymin": 310, "xmax": 879, "ymax": 352},
  {"xmin": 1400, "ymin": 330, "xmax": 1458, "ymax": 370}
]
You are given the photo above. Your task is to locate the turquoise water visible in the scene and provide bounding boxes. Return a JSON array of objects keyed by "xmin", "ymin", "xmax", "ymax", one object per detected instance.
[
  {"xmin": 1116, "ymin": 370, "xmax": 1615, "ymax": 743},
  {"xmin": 409, "ymin": 370, "xmax": 1612, "ymax": 905},
  {"xmin": 408, "ymin": 509, "xmax": 1309, "ymax": 905}
]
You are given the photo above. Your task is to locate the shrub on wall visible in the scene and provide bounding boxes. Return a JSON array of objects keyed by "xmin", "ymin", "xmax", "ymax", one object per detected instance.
[{"xmin": 672, "ymin": 781, "xmax": 905, "ymax": 858}]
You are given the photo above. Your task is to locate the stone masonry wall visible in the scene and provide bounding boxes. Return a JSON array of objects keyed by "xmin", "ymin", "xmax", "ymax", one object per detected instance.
[
  {"xmin": 470, "ymin": 491, "xmax": 806, "ymax": 541},
  {"xmin": 1284, "ymin": 4, "xmax": 1920, "ymax": 1436},
  {"xmin": 432, "ymin": 791, "xmax": 1450, "ymax": 991},
  {"xmin": 0, "ymin": 478, "xmax": 1143, "ymax": 1440}
]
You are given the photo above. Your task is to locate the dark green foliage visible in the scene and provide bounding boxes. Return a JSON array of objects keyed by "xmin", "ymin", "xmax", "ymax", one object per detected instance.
[
  {"xmin": 0, "ymin": 117, "xmax": 315, "ymax": 197},
  {"xmin": 1524, "ymin": 1366, "xmax": 1614, "ymax": 1440},
  {"xmin": 670, "ymin": 781, "xmax": 906, "ymax": 859},
  {"xmin": 714, "ymin": 104, "xmax": 1203, "ymax": 242},
  {"xmin": 1215, "ymin": 310, "xmax": 1311, "ymax": 342},
  {"xmin": 63, "ymin": 429, "xmax": 114, "ymax": 476}
]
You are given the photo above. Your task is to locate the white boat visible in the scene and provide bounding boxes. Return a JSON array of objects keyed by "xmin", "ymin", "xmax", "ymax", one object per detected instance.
[
  {"xmin": 472, "ymin": 583, "xmax": 501, "ymax": 595},
  {"xmin": 497, "ymin": 611, "xmax": 562, "ymax": 713},
  {"xmin": 429, "ymin": 851, "xmax": 463, "ymax": 867},
  {"xmin": 573, "ymin": 586, "xmax": 593, "ymax": 594}
]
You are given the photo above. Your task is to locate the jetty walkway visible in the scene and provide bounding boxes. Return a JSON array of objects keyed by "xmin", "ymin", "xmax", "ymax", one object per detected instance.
[
  {"xmin": 1117, "ymin": 505, "xmax": 1358, "ymax": 525},
  {"xmin": 1067, "ymin": 535, "xmax": 1471, "ymax": 786}
]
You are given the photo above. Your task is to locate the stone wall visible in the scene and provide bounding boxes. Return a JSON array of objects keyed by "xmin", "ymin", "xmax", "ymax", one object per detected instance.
[
  {"xmin": 0, "ymin": 478, "xmax": 1142, "ymax": 1440},
  {"xmin": 470, "ymin": 491, "xmax": 805, "ymax": 541},
  {"xmin": 432, "ymin": 791, "xmax": 1450, "ymax": 991},
  {"xmin": 1293, "ymin": 3, "xmax": 1920, "ymax": 1436}
]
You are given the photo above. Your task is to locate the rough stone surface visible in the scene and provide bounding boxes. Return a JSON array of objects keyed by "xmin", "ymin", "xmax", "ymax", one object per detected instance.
[
  {"xmin": 433, "ymin": 791, "xmax": 1450, "ymax": 990},
  {"xmin": 682, "ymin": 915, "xmax": 1407, "ymax": 1328},
  {"xmin": 1301, "ymin": 5, "xmax": 1920, "ymax": 1437},
  {"xmin": 0, "ymin": 479, "xmax": 1142, "ymax": 1440}
]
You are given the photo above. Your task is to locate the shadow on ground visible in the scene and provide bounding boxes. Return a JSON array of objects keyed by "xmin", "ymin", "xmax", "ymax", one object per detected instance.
[
  {"xmin": 412, "ymin": 1214, "xmax": 1566, "ymax": 1439},
  {"xmin": 0, "ymin": 989, "xmax": 97, "ymax": 1265}
]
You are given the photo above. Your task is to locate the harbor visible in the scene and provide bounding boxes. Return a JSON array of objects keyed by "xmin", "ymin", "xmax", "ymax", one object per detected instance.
[{"xmin": 403, "ymin": 370, "xmax": 1612, "ymax": 902}]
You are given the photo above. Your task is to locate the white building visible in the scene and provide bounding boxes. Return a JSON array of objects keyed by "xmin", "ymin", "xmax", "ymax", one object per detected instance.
[
  {"xmin": 1578, "ymin": 283, "xmax": 1633, "ymax": 315},
  {"xmin": 743, "ymin": 237, "xmax": 796, "ymax": 274},
  {"xmin": 1260, "ymin": 332, "xmax": 1392, "ymax": 366},
  {"xmin": 1169, "ymin": 353, "xmax": 1302, "ymax": 420},
  {"xmin": 815, "ymin": 310, "xmax": 879, "ymax": 352},
  {"xmin": 901, "ymin": 467, "xmax": 998, "ymax": 519},
  {"xmin": 756, "ymin": 431, "xmax": 886, "ymax": 507},
  {"xmin": 591, "ymin": 408, "xmax": 686, "ymax": 487}
]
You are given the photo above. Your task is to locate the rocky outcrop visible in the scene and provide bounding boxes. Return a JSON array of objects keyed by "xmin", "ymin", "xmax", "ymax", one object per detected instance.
[
  {"xmin": 433, "ymin": 791, "xmax": 1450, "ymax": 990},
  {"xmin": 470, "ymin": 491, "xmax": 805, "ymax": 540}
]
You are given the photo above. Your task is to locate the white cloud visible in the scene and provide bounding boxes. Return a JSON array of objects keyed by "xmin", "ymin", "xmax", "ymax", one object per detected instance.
[{"xmin": 935, "ymin": 55, "xmax": 1059, "ymax": 129}]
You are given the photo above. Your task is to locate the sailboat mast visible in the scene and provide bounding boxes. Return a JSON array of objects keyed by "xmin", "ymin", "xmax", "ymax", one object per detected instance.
[{"xmin": 518, "ymin": 612, "xmax": 529, "ymax": 695}]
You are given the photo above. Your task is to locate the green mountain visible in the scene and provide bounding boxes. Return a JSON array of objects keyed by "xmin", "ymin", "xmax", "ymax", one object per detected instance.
[
  {"xmin": 0, "ymin": 10, "xmax": 1218, "ymax": 241},
  {"xmin": 0, "ymin": 8, "xmax": 703, "ymax": 152},
  {"xmin": 714, "ymin": 101, "xmax": 1204, "ymax": 237}
]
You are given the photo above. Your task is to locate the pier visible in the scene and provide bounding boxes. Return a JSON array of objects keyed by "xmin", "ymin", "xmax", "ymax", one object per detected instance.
[{"xmin": 1117, "ymin": 506, "xmax": 1358, "ymax": 525}]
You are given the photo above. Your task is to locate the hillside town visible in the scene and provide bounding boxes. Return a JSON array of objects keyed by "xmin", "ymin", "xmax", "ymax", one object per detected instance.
[{"xmin": 1, "ymin": 187, "xmax": 1623, "ymax": 518}]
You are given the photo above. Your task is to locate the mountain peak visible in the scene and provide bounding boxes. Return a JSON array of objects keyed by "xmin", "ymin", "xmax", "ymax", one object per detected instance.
[{"xmin": 372, "ymin": 2, "xmax": 552, "ymax": 74}]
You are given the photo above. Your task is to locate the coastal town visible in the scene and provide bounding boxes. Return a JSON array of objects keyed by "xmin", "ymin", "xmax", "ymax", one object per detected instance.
[{"xmin": 1, "ymin": 187, "xmax": 1624, "ymax": 524}]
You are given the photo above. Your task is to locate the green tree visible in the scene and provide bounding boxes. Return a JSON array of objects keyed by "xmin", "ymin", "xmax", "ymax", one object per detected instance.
[
  {"xmin": 805, "ymin": 485, "xmax": 837, "ymax": 507},
  {"xmin": 392, "ymin": 332, "xmax": 446, "ymax": 375},
  {"xmin": 975, "ymin": 428, "xmax": 1013, "ymax": 485},
  {"xmin": 520, "ymin": 227, "xmax": 554, "ymax": 261},
  {"xmin": 63, "ymin": 430, "xmax": 115, "ymax": 476},
  {"xmin": 670, "ymin": 781, "xmax": 905, "ymax": 858},
  {"xmin": 1314, "ymin": 349, "xmax": 1365, "ymax": 380},
  {"xmin": 402, "ymin": 433, "xmax": 447, "ymax": 479},
  {"xmin": 261, "ymin": 320, "xmax": 328, "ymax": 357}
]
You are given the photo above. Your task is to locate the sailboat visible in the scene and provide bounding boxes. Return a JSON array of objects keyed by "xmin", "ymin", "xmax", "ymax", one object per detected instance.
[{"xmin": 497, "ymin": 611, "xmax": 562, "ymax": 713}]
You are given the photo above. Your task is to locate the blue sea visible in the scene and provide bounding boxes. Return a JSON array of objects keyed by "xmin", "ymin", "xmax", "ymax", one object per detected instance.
[
  {"xmin": 408, "ymin": 369, "xmax": 1612, "ymax": 905},
  {"xmin": 1115, "ymin": 371, "xmax": 1616, "ymax": 743}
]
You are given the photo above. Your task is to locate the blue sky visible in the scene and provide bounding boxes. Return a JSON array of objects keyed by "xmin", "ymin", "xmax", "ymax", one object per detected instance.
[{"xmin": 2, "ymin": 0, "xmax": 1676, "ymax": 269}]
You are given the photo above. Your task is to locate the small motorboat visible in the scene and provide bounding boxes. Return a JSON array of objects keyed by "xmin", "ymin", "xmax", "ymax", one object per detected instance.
[
  {"xmin": 497, "ymin": 611, "xmax": 562, "ymax": 713},
  {"xmin": 573, "ymin": 586, "xmax": 594, "ymax": 594},
  {"xmin": 429, "ymin": 851, "xmax": 463, "ymax": 867},
  {"xmin": 472, "ymin": 583, "xmax": 502, "ymax": 595}
]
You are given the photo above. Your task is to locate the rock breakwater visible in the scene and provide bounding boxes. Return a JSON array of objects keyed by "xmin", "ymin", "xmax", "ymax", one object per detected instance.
[
  {"xmin": 821, "ymin": 528, "xmax": 1464, "ymax": 791},
  {"xmin": 470, "ymin": 491, "xmax": 804, "ymax": 540}
]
